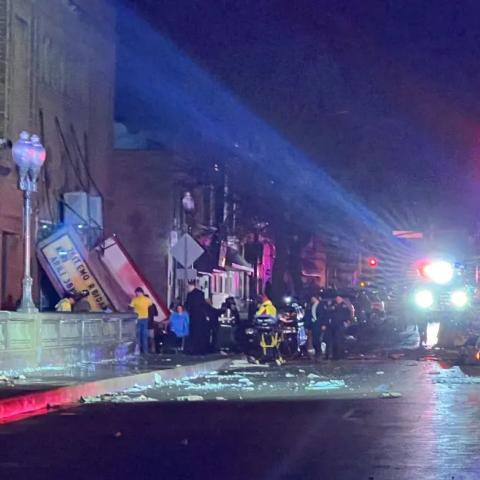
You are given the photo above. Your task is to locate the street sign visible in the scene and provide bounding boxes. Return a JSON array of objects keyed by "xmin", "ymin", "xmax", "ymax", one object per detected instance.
[{"xmin": 171, "ymin": 233, "xmax": 204, "ymax": 268}]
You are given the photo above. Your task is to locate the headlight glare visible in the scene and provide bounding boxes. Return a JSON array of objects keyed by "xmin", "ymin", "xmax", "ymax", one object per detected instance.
[
  {"xmin": 451, "ymin": 290, "xmax": 468, "ymax": 308},
  {"xmin": 415, "ymin": 290, "xmax": 434, "ymax": 309}
]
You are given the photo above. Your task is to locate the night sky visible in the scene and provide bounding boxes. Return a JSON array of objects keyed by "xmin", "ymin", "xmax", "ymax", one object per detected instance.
[{"xmin": 118, "ymin": 0, "xmax": 480, "ymax": 231}]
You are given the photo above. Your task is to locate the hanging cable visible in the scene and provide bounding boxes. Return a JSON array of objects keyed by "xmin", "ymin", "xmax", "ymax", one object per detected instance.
[
  {"xmin": 55, "ymin": 116, "xmax": 89, "ymax": 192},
  {"xmin": 69, "ymin": 124, "xmax": 104, "ymax": 198}
]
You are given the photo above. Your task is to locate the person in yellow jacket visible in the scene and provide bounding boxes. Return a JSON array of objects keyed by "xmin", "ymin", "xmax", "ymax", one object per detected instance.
[
  {"xmin": 256, "ymin": 295, "xmax": 277, "ymax": 317},
  {"xmin": 55, "ymin": 292, "xmax": 75, "ymax": 312}
]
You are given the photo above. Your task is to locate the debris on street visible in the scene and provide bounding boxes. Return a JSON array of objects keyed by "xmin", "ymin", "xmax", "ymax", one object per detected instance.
[
  {"xmin": 177, "ymin": 395, "xmax": 204, "ymax": 401},
  {"xmin": 306, "ymin": 379, "xmax": 346, "ymax": 391},
  {"xmin": 379, "ymin": 392, "xmax": 402, "ymax": 399},
  {"xmin": 0, "ymin": 375, "xmax": 13, "ymax": 385},
  {"xmin": 81, "ymin": 393, "xmax": 156, "ymax": 403}
]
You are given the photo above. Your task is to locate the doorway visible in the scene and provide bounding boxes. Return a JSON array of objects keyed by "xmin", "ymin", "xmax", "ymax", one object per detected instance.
[{"xmin": 0, "ymin": 232, "xmax": 22, "ymax": 310}]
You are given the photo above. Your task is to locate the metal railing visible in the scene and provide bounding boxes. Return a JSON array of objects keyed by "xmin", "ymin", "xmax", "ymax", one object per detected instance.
[{"xmin": 0, "ymin": 311, "xmax": 137, "ymax": 370}]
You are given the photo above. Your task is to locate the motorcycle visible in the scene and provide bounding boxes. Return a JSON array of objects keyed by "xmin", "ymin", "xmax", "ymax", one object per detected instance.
[{"xmin": 245, "ymin": 314, "xmax": 285, "ymax": 365}]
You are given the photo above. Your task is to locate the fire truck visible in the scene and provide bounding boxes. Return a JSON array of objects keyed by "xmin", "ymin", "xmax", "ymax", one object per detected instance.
[{"xmin": 388, "ymin": 229, "xmax": 480, "ymax": 352}]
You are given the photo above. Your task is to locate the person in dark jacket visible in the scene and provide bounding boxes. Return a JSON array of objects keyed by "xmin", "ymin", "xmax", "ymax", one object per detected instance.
[
  {"xmin": 145, "ymin": 294, "xmax": 159, "ymax": 353},
  {"xmin": 221, "ymin": 297, "xmax": 241, "ymax": 324},
  {"xmin": 206, "ymin": 298, "xmax": 221, "ymax": 352},
  {"xmin": 185, "ymin": 283, "xmax": 210, "ymax": 355},
  {"xmin": 325, "ymin": 296, "xmax": 351, "ymax": 360},
  {"xmin": 304, "ymin": 295, "xmax": 328, "ymax": 359},
  {"xmin": 72, "ymin": 290, "xmax": 91, "ymax": 313}
]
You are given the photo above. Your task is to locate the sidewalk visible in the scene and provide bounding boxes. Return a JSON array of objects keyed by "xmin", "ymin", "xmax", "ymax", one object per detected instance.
[{"xmin": 0, "ymin": 353, "xmax": 232, "ymax": 422}]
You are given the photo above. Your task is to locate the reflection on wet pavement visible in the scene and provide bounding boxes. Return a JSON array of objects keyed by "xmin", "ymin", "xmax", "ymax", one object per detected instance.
[{"xmin": 1, "ymin": 355, "xmax": 480, "ymax": 479}]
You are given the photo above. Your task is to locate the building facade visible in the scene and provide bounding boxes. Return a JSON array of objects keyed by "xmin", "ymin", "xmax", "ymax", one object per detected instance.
[
  {"xmin": 0, "ymin": 0, "xmax": 115, "ymax": 308},
  {"xmin": 106, "ymin": 148, "xmax": 192, "ymax": 304}
]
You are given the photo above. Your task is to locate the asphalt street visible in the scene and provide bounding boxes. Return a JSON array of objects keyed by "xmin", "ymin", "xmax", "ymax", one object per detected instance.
[{"xmin": 1, "ymin": 353, "xmax": 480, "ymax": 480}]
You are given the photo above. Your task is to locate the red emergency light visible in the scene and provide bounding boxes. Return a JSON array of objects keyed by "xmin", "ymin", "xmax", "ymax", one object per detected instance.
[
  {"xmin": 417, "ymin": 259, "xmax": 454, "ymax": 284},
  {"xmin": 367, "ymin": 257, "xmax": 378, "ymax": 268}
]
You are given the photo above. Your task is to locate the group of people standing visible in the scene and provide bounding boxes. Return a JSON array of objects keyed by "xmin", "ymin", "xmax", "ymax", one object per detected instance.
[
  {"xmin": 181, "ymin": 283, "xmax": 239, "ymax": 354},
  {"xmin": 129, "ymin": 283, "xmax": 228, "ymax": 356},
  {"xmin": 303, "ymin": 294, "xmax": 352, "ymax": 360}
]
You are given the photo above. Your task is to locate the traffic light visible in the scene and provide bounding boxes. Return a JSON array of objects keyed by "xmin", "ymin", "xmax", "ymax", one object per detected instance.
[{"xmin": 367, "ymin": 257, "xmax": 378, "ymax": 268}]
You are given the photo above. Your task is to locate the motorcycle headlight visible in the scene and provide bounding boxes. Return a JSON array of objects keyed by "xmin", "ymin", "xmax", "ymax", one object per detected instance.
[
  {"xmin": 451, "ymin": 290, "xmax": 468, "ymax": 308},
  {"xmin": 415, "ymin": 290, "xmax": 434, "ymax": 309},
  {"xmin": 245, "ymin": 328, "xmax": 255, "ymax": 335}
]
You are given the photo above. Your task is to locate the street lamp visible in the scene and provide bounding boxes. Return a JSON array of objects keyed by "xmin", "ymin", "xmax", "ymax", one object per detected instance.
[
  {"xmin": 182, "ymin": 191, "xmax": 195, "ymax": 214},
  {"xmin": 181, "ymin": 191, "xmax": 195, "ymax": 302},
  {"xmin": 12, "ymin": 131, "xmax": 46, "ymax": 313}
]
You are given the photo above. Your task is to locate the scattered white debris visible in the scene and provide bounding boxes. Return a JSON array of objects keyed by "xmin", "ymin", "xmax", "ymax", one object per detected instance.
[
  {"xmin": 376, "ymin": 371, "xmax": 385, "ymax": 375},
  {"xmin": 307, "ymin": 373, "xmax": 321, "ymax": 380},
  {"xmin": 305, "ymin": 380, "xmax": 346, "ymax": 391},
  {"xmin": 216, "ymin": 397, "xmax": 227, "ymax": 401},
  {"xmin": 80, "ymin": 393, "xmax": 156, "ymax": 403},
  {"xmin": 285, "ymin": 373, "xmax": 295, "ymax": 378},
  {"xmin": 0, "ymin": 375, "xmax": 12, "ymax": 384},
  {"xmin": 298, "ymin": 369, "xmax": 306, "ymax": 374},
  {"xmin": 176, "ymin": 395, "xmax": 204, "ymax": 401},
  {"xmin": 237, "ymin": 378, "xmax": 254, "ymax": 386},
  {"xmin": 124, "ymin": 384, "xmax": 149, "ymax": 393},
  {"xmin": 133, "ymin": 395, "xmax": 156, "ymax": 402},
  {"xmin": 433, "ymin": 377, "xmax": 480, "ymax": 385},
  {"xmin": 379, "ymin": 392, "xmax": 402, "ymax": 399}
]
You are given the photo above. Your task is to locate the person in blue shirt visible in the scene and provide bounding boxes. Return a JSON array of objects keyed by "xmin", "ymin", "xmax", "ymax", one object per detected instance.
[{"xmin": 169, "ymin": 304, "xmax": 190, "ymax": 349}]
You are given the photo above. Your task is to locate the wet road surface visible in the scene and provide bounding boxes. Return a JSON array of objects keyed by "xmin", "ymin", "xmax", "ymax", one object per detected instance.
[
  {"xmin": 0, "ymin": 353, "xmax": 224, "ymax": 400},
  {"xmin": 1, "ymin": 356, "xmax": 480, "ymax": 479}
]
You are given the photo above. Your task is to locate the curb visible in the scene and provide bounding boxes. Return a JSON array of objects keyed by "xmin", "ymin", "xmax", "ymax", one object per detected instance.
[{"xmin": 0, "ymin": 358, "xmax": 231, "ymax": 422}]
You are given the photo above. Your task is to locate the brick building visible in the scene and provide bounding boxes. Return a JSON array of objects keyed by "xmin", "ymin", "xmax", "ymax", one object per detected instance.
[
  {"xmin": 106, "ymin": 147, "xmax": 196, "ymax": 304},
  {"xmin": 0, "ymin": 0, "xmax": 115, "ymax": 308}
]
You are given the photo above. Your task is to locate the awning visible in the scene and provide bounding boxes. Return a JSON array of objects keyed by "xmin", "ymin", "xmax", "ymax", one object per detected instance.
[
  {"xmin": 226, "ymin": 247, "xmax": 254, "ymax": 274},
  {"xmin": 194, "ymin": 242, "xmax": 253, "ymax": 274}
]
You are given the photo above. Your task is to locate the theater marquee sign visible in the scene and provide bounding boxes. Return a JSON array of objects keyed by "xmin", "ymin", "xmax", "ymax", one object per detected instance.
[{"xmin": 37, "ymin": 228, "xmax": 112, "ymax": 311}]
